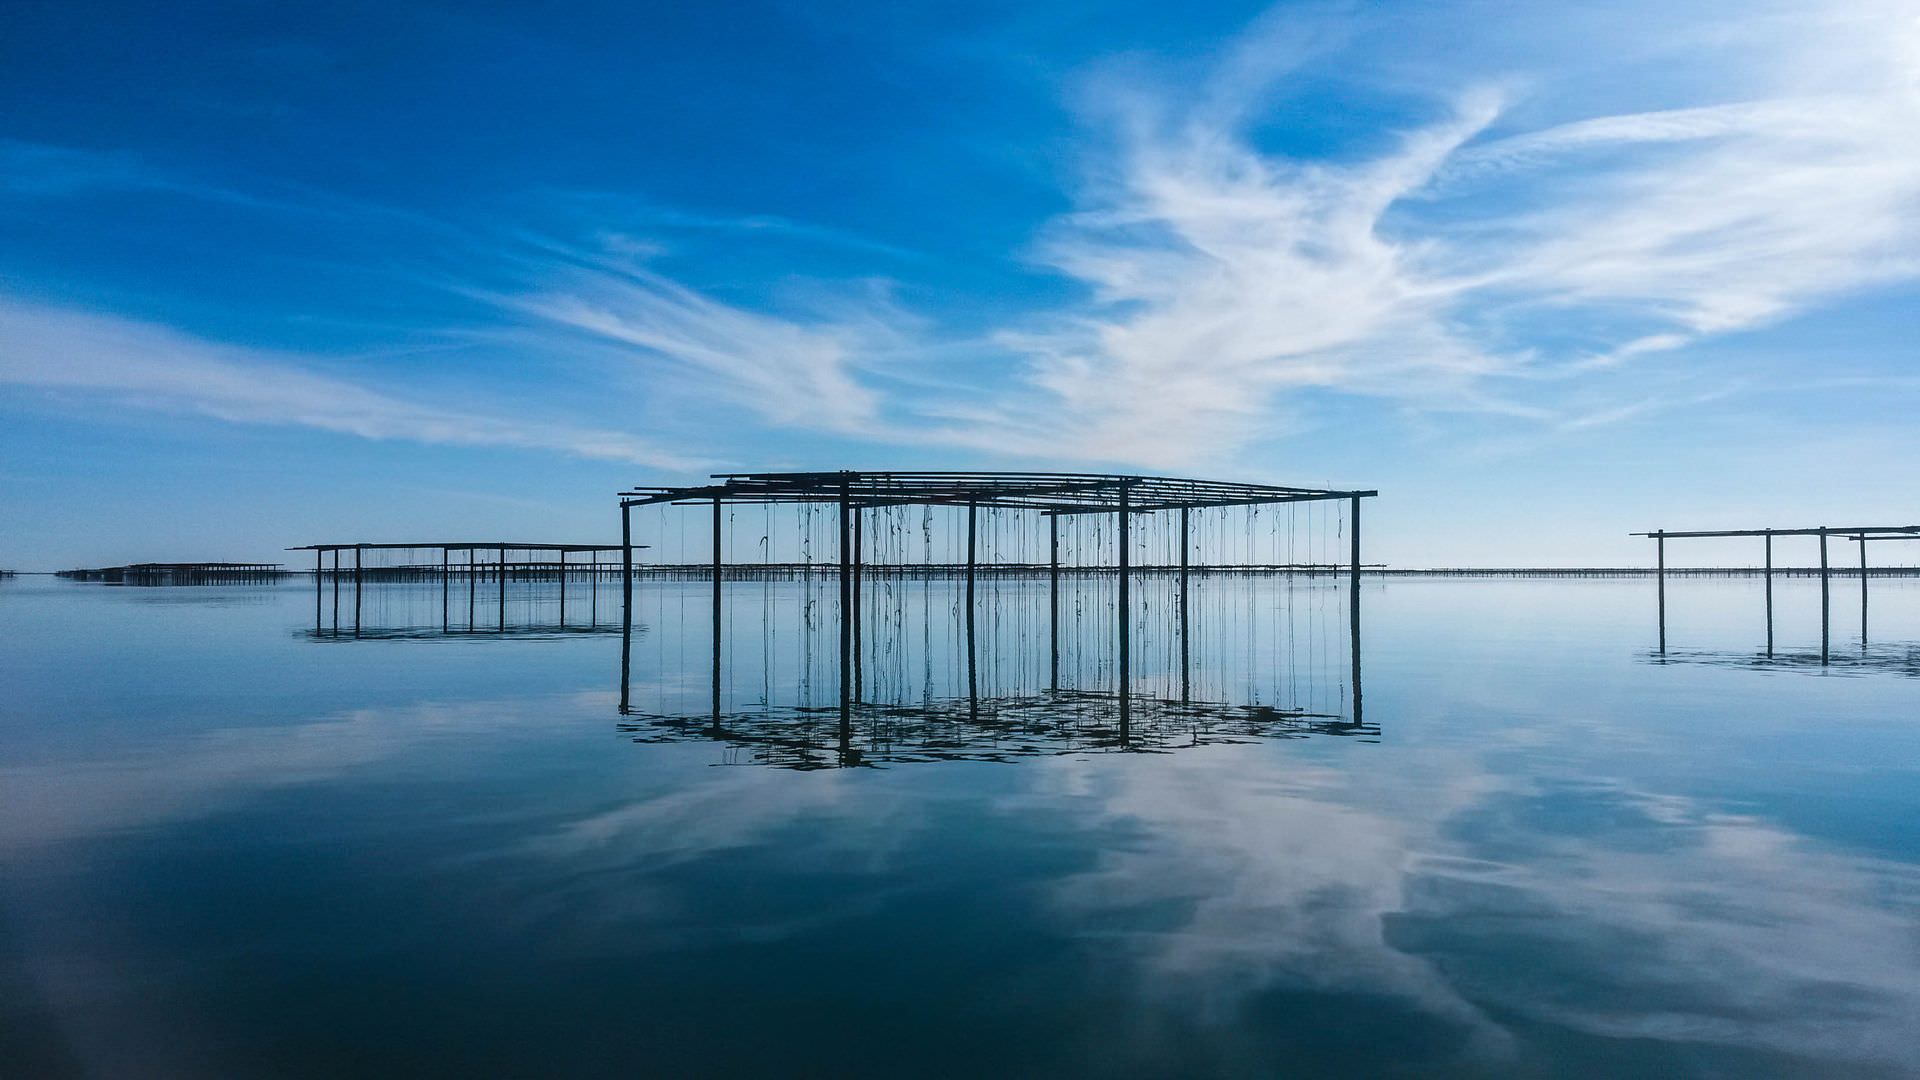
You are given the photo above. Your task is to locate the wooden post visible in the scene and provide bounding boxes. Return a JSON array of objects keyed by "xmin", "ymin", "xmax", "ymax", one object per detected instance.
[
  {"xmin": 1819, "ymin": 528, "xmax": 1829, "ymax": 664},
  {"xmin": 498, "ymin": 545, "xmax": 507, "ymax": 631},
  {"xmin": 965, "ymin": 499, "xmax": 978, "ymax": 611},
  {"xmin": 353, "ymin": 544, "xmax": 362, "ymax": 636},
  {"xmin": 467, "ymin": 548, "xmax": 476, "ymax": 631},
  {"xmin": 713, "ymin": 498, "xmax": 723, "ymax": 717},
  {"xmin": 1117, "ymin": 483, "xmax": 1130, "ymax": 713},
  {"xmin": 314, "ymin": 549, "xmax": 322, "ymax": 628},
  {"xmin": 1179, "ymin": 505, "xmax": 1190, "ymax": 703},
  {"xmin": 1764, "ymin": 533, "xmax": 1773, "ymax": 656},
  {"xmin": 442, "ymin": 547, "xmax": 450, "ymax": 632},
  {"xmin": 558, "ymin": 549, "xmax": 567, "ymax": 628},
  {"xmin": 621, "ymin": 502, "xmax": 633, "ymax": 626},
  {"xmin": 620, "ymin": 510, "xmax": 632, "ymax": 711},
  {"xmin": 1859, "ymin": 536, "xmax": 1868, "ymax": 645},
  {"xmin": 332, "ymin": 548, "xmax": 340, "ymax": 631},
  {"xmin": 966, "ymin": 499, "xmax": 978, "ymax": 712},
  {"xmin": 1049, "ymin": 513, "xmax": 1059, "ymax": 692},
  {"xmin": 1349, "ymin": 494, "xmax": 1362, "ymax": 725},
  {"xmin": 851, "ymin": 505, "xmax": 862, "ymax": 700},
  {"xmin": 838, "ymin": 481, "xmax": 852, "ymax": 724},
  {"xmin": 1656, "ymin": 531, "xmax": 1666, "ymax": 653}
]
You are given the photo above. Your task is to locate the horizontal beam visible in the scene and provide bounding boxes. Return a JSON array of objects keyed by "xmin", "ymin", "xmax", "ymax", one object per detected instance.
[
  {"xmin": 621, "ymin": 470, "xmax": 1376, "ymax": 514},
  {"xmin": 1042, "ymin": 491, "xmax": 1377, "ymax": 516},
  {"xmin": 289, "ymin": 542, "xmax": 637, "ymax": 552},
  {"xmin": 1632, "ymin": 526, "xmax": 1920, "ymax": 539}
]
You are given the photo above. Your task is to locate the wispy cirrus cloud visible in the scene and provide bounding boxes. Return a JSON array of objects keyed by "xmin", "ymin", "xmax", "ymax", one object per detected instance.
[
  {"xmin": 0, "ymin": 297, "xmax": 702, "ymax": 469},
  {"xmin": 467, "ymin": 1, "xmax": 1920, "ymax": 469},
  {"xmin": 503, "ymin": 265, "xmax": 891, "ymax": 436},
  {"xmin": 969, "ymin": 0, "xmax": 1920, "ymax": 463}
]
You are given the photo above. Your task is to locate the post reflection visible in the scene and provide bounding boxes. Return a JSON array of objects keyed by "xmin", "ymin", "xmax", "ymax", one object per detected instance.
[
  {"xmin": 619, "ymin": 571, "xmax": 1368, "ymax": 769},
  {"xmin": 306, "ymin": 574, "xmax": 627, "ymax": 641}
]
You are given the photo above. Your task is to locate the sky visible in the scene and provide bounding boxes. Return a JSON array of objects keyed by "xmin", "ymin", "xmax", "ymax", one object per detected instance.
[{"xmin": 1, "ymin": 0, "xmax": 1917, "ymax": 569}]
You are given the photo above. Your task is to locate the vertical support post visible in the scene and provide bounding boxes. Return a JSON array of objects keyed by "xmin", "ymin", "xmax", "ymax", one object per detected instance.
[
  {"xmin": 1117, "ymin": 483, "xmax": 1130, "ymax": 719},
  {"xmin": 332, "ymin": 548, "xmax": 340, "ymax": 632},
  {"xmin": 314, "ymin": 549, "xmax": 322, "ymax": 629},
  {"xmin": 965, "ymin": 499, "xmax": 978, "ymax": 613},
  {"xmin": 1049, "ymin": 513, "xmax": 1059, "ymax": 692},
  {"xmin": 1764, "ymin": 533, "xmax": 1774, "ymax": 656},
  {"xmin": 467, "ymin": 548, "xmax": 476, "ymax": 631},
  {"xmin": 442, "ymin": 547, "xmax": 449, "ymax": 632},
  {"xmin": 620, "ymin": 509, "xmax": 632, "ymax": 712},
  {"xmin": 1349, "ymin": 494, "xmax": 1362, "ymax": 726},
  {"xmin": 1179, "ymin": 505, "xmax": 1191, "ymax": 703},
  {"xmin": 590, "ymin": 550, "xmax": 598, "ymax": 626},
  {"xmin": 353, "ymin": 544, "xmax": 362, "ymax": 637},
  {"xmin": 967, "ymin": 495, "xmax": 983, "ymax": 714},
  {"xmin": 1819, "ymin": 528, "xmax": 1830, "ymax": 664},
  {"xmin": 498, "ymin": 545, "xmax": 507, "ymax": 631},
  {"xmin": 838, "ymin": 480, "xmax": 852, "ymax": 725},
  {"xmin": 851, "ymin": 505, "xmax": 862, "ymax": 700},
  {"xmin": 713, "ymin": 498, "xmax": 723, "ymax": 720},
  {"xmin": 558, "ymin": 549, "xmax": 567, "ymax": 628},
  {"xmin": 1859, "ymin": 536, "xmax": 1868, "ymax": 645},
  {"xmin": 1656, "ymin": 531, "xmax": 1666, "ymax": 654},
  {"xmin": 621, "ymin": 502, "xmax": 633, "ymax": 626}
]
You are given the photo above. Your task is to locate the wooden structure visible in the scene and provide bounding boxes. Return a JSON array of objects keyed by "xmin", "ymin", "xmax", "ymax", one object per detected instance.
[
  {"xmin": 620, "ymin": 470, "xmax": 1376, "ymax": 728},
  {"xmin": 290, "ymin": 542, "xmax": 634, "ymax": 637},
  {"xmin": 1634, "ymin": 525, "xmax": 1920, "ymax": 660},
  {"xmin": 57, "ymin": 562, "xmax": 284, "ymax": 585}
]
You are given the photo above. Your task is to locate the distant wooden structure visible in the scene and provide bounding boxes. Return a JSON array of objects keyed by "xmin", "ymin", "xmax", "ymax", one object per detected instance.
[
  {"xmin": 1633, "ymin": 525, "xmax": 1920, "ymax": 660},
  {"xmin": 289, "ymin": 542, "xmax": 636, "ymax": 636},
  {"xmin": 57, "ymin": 562, "xmax": 285, "ymax": 585}
]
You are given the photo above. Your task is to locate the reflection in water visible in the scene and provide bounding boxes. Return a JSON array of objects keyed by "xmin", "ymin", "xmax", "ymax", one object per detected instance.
[
  {"xmin": 308, "ymin": 574, "xmax": 627, "ymax": 638},
  {"xmin": 1645, "ymin": 643, "xmax": 1920, "ymax": 677},
  {"xmin": 622, "ymin": 693, "xmax": 1374, "ymax": 770},
  {"xmin": 1650, "ymin": 554, "xmax": 1920, "ymax": 666},
  {"xmin": 302, "ymin": 622, "xmax": 626, "ymax": 642},
  {"xmin": 1037, "ymin": 757, "xmax": 1920, "ymax": 1074},
  {"xmin": 618, "ymin": 571, "xmax": 1364, "ymax": 767},
  {"xmin": 1649, "ymin": 573, "xmax": 1920, "ymax": 674}
]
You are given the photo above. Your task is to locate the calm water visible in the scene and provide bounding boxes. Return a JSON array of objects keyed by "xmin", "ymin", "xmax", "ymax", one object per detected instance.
[{"xmin": 2, "ymin": 573, "xmax": 1917, "ymax": 1078}]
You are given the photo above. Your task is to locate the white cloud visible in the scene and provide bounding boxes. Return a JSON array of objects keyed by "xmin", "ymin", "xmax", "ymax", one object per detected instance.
[
  {"xmin": 979, "ymin": 0, "xmax": 1920, "ymax": 463},
  {"xmin": 0, "ymin": 296, "xmax": 701, "ymax": 468},
  {"xmin": 506, "ymin": 265, "xmax": 887, "ymax": 435}
]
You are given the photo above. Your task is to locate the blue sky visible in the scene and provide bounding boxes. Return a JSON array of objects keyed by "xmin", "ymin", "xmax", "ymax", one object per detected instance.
[{"xmin": 2, "ymin": 0, "xmax": 1917, "ymax": 569}]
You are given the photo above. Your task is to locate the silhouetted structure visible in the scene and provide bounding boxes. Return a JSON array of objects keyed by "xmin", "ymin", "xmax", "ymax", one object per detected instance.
[{"xmin": 1635, "ymin": 525, "xmax": 1920, "ymax": 662}]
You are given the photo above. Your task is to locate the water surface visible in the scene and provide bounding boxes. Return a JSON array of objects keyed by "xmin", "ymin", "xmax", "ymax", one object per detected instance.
[{"xmin": 2, "ymin": 574, "xmax": 1917, "ymax": 1078}]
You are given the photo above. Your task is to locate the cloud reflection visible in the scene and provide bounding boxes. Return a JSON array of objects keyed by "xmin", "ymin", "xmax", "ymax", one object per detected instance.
[{"xmin": 1031, "ymin": 750, "xmax": 1920, "ymax": 1072}]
